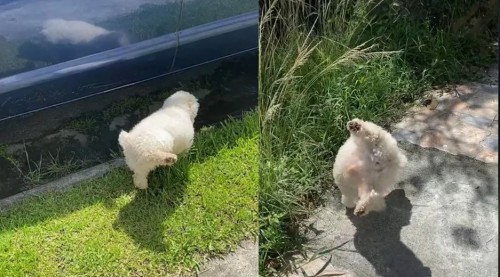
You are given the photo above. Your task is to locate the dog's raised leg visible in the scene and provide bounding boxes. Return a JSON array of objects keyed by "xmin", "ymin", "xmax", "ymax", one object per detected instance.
[
  {"xmin": 348, "ymin": 119, "xmax": 362, "ymax": 134},
  {"xmin": 150, "ymin": 150, "xmax": 178, "ymax": 166},
  {"xmin": 164, "ymin": 153, "xmax": 178, "ymax": 166},
  {"xmin": 347, "ymin": 119, "xmax": 373, "ymax": 138}
]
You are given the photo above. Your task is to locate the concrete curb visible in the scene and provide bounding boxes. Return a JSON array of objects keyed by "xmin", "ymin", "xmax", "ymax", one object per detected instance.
[
  {"xmin": 0, "ymin": 158, "xmax": 125, "ymax": 211},
  {"xmin": 197, "ymin": 240, "xmax": 258, "ymax": 277}
]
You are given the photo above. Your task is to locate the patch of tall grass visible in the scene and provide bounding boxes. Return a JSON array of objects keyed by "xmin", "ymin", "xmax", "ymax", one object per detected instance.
[{"xmin": 258, "ymin": 0, "xmax": 495, "ymax": 275}]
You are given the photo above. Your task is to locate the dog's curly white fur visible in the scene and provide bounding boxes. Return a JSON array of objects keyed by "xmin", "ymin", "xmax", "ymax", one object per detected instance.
[
  {"xmin": 118, "ymin": 90, "xmax": 199, "ymax": 189},
  {"xmin": 333, "ymin": 118, "xmax": 407, "ymax": 216}
]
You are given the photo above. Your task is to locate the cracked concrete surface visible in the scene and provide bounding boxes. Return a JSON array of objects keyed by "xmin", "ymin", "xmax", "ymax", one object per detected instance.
[
  {"xmin": 197, "ymin": 240, "xmax": 258, "ymax": 277},
  {"xmin": 392, "ymin": 82, "xmax": 498, "ymax": 164}
]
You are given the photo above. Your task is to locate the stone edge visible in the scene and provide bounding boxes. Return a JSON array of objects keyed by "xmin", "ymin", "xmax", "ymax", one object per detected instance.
[{"xmin": 0, "ymin": 158, "xmax": 126, "ymax": 211}]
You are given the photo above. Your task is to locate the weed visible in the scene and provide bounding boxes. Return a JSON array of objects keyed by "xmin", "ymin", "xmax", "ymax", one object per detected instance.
[
  {"xmin": 66, "ymin": 117, "xmax": 99, "ymax": 134},
  {"xmin": 0, "ymin": 145, "xmax": 22, "ymax": 168},
  {"xmin": 21, "ymin": 149, "xmax": 86, "ymax": 188},
  {"xmin": 109, "ymin": 148, "xmax": 124, "ymax": 159}
]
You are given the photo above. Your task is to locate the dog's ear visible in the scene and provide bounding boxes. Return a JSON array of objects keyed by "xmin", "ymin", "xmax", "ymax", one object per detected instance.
[{"xmin": 118, "ymin": 130, "xmax": 129, "ymax": 149}]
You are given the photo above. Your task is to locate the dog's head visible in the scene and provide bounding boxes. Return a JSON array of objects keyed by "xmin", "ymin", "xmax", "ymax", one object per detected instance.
[{"xmin": 163, "ymin": 90, "xmax": 199, "ymax": 122}]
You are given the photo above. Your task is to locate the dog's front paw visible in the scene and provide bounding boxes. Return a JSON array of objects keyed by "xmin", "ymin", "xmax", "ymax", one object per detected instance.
[
  {"xmin": 354, "ymin": 192, "xmax": 370, "ymax": 216},
  {"xmin": 165, "ymin": 153, "xmax": 178, "ymax": 166},
  {"xmin": 354, "ymin": 190, "xmax": 386, "ymax": 216},
  {"xmin": 133, "ymin": 173, "xmax": 149, "ymax": 189},
  {"xmin": 347, "ymin": 119, "xmax": 362, "ymax": 133},
  {"xmin": 135, "ymin": 183, "xmax": 148, "ymax": 190}
]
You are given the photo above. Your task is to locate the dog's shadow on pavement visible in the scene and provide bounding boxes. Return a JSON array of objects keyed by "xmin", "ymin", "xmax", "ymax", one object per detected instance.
[
  {"xmin": 347, "ymin": 189, "xmax": 432, "ymax": 277},
  {"xmin": 112, "ymin": 161, "xmax": 190, "ymax": 252}
]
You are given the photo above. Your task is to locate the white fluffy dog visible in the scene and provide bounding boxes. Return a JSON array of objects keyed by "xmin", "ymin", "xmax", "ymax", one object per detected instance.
[
  {"xmin": 333, "ymin": 118, "xmax": 407, "ymax": 216},
  {"xmin": 118, "ymin": 91, "xmax": 199, "ymax": 189}
]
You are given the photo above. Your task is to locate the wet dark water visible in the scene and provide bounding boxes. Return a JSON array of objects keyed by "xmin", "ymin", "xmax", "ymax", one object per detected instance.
[{"xmin": 0, "ymin": 51, "xmax": 257, "ymax": 199}]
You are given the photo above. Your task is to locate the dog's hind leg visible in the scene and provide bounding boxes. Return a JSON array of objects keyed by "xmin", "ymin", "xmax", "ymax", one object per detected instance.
[
  {"xmin": 368, "ymin": 191, "xmax": 386, "ymax": 212},
  {"xmin": 164, "ymin": 153, "xmax": 178, "ymax": 166},
  {"xmin": 148, "ymin": 150, "xmax": 178, "ymax": 166}
]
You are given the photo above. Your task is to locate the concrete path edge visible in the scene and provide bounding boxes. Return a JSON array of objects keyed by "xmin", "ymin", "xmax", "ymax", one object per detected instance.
[{"xmin": 0, "ymin": 158, "xmax": 126, "ymax": 210}]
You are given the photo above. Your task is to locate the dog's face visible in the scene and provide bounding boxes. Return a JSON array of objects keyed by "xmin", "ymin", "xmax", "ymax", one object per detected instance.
[{"xmin": 163, "ymin": 90, "xmax": 199, "ymax": 122}]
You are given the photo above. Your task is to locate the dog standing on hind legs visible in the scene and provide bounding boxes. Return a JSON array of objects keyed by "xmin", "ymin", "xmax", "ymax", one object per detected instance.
[
  {"xmin": 118, "ymin": 90, "xmax": 199, "ymax": 189},
  {"xmin": 333, "ymin": 118, "xmax": 407, "ymax": 216}
]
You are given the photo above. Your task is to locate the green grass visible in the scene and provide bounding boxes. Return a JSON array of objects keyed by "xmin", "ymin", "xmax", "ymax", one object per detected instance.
[
  {"xmin": 0, "ymin": 145, "xmax": 22, "ymax": 168},
  {"xmin": 0, "ymin": 112, "xmax": 258, "ymax": 276},
  {"xmin": 258, "ymin": 0, "xmax": 496, "ymax": 275}
]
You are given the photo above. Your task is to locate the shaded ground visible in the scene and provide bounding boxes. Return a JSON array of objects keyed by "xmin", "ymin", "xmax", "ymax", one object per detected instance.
[
  {"xmin": 294, "ymin": 143, "xmax": 497, "ymax": 277},
  {"xmin": 288, "ymin": 74, "xmax": 498, "ymax": 277}
]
